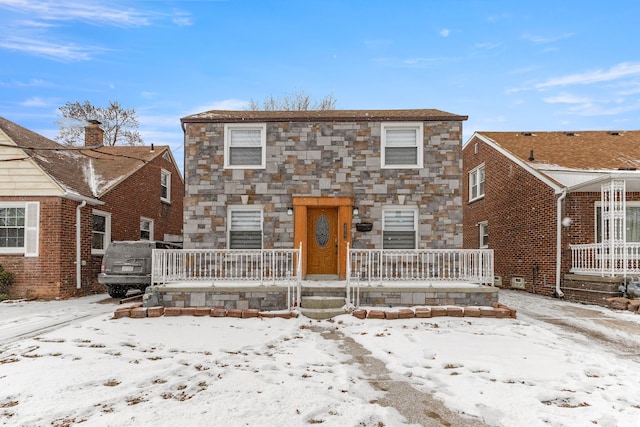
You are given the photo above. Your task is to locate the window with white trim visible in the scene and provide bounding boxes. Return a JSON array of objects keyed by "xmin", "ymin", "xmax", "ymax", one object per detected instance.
[
  {"xmin": 469, "ymin": 164, "xmax": 485, "ymax": 202},
  {"xmin": 160, "ymin": 169, "xmax": 171, "ymax": 203},
  {"xmin": 595, "ymin": 202, "xmax": 640, "ymax": 243},
  {"xmin": 479, "ymin": 221, "xmax": 489, "ymax": 248},
  {"xmin": 140, "ymin": 217, "xmax": 154, "ymax": 240},
  {"xmin": 228, "ymin": 207, "xmax": 263, "ymax": 249},
  {"xmin": 92, "ymin": 210, "xmax": 111, "ymax": 255},
  {"xmin": 381, "ymin": 122, "xmax": 424, "ymax": 168},
  {"xmin": 382, "ymin": 208, "xmax": 418, "ymax": 249},
  {"xmin": 0, "ymin": 202, "xmax": 39, "ymax": 256},
  {"xmin": 224, "ymin": 123, "xmax": 267, "ymax": 169}
]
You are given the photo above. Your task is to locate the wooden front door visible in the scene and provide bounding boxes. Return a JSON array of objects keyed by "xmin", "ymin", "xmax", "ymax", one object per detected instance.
[{"xmin": 307, "ymin": 207, "xmax": 338, "ymax": 275}]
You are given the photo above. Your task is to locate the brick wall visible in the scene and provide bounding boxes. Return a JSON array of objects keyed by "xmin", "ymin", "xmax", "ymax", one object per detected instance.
[
  {"xmin": 463, "ymin": 137, "xmax": 559, "ymax": 296},
  {"xmin": 1, "ymin": 150, "xmax": 184, "ymax": 300},
  {"xmin": 88, "ymin": 150, "xmax": 184, "ymax": 289},
  {"xmin": 0, "ymin": 196, "xmax": 93, "ymax": 299},
  {"xmin": 183, "ymin": 120, "xmax": 463, "ymax": 250},
  {"xmin": 463, "ymin": 137, "xmax": 640, "ymax": 298}
]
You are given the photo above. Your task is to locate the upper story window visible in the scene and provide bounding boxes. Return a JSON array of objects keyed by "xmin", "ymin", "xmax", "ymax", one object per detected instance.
[
  {"xmin": 0, "ymin": 202, "xmax": 39, "ymax": 257},
  {"xmin": 479, "ymin": 221, "xmax": 489, "ymax": 248},
  {"xmin": 228, "ymin": 207, "xmax": 263, "ymax": 249},
  {"xmin": 224, "ymin": 123, "xmax": 267, "ymax": 169},
  {"xmin": 140, "ymin": 217, "xmax": 154, "ymax": 240},
  {"xmin": 160, "ymin": 169, "xmax": 171, "ymax": 203},
  {"xmin": 92, "ymin": 210, "xmax": 111, "ymax": 255},
  {"xmin": 469, "ymin": 164, "xmax": 485, "ymax": 202},
  {"xmin": 382, "ymin": 207, "xmax": 418, "ymax": 249},
  {"xmin": 381, "ymin": 123, "xmax": 424, "ymax": 169}
]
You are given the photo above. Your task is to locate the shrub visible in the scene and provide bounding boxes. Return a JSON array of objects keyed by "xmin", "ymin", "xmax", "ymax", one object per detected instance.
[{"xmin": 0, "ymin": 264, "xmax": 14, "ymax": 300}]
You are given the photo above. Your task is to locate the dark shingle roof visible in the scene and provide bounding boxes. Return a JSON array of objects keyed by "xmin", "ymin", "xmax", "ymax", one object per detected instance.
[
  {"xmin": 181, "ymin": 109, "xmax": 468, "ymax": 123},
  {"xmin": 0, "ymin": 116, "xmax": 169, "ymax": 199},
  {"xmin": 477, "ymin": 130, "xmax": 640, "ymax": 170}
]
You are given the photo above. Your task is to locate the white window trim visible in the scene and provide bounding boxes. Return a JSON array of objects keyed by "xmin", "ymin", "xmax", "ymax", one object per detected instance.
[
  {"xmin": 140, "ymin": 217, "xmax": 154, "ymax": 241},
  {"xmin": 595, "ymin": 201, "xmax": 640, "ymax": 243},
  {"xmin": 380, "ymin": 122, "xmax": 424, "ymax": 169},
  {"xmin": 0, "ymin": 201, "xmax": 39, "ymax": 257},
  {"xmin": 224, "ymin": 123, "xmax": 267, "ymax": 169},
  {"xmin": 469, "ymin": 163, "xmax": 486, "ymax": 202},
  {"xmin": 479, "ymin": 221, "xmax": 489, "ymax": 249},
  {"xmin": 227, "ymin": 205, "xmax": 264, "ymax": 249},
  {"xmin": 161, "ymin": 169, "xmax": 171, "ymax": 204},
  {"xmin": 382, "ymin": 206, "xmax": 419, "ymax": 249},
  {"xmin": 92, "ymin": 209, "xmax": 111, "ymax": 255}
]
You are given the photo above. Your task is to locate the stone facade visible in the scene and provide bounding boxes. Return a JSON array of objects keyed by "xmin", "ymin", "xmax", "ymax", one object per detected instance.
[{"xmin": 183, "ymin": 112, "xmax": 465, "ymax": 252}]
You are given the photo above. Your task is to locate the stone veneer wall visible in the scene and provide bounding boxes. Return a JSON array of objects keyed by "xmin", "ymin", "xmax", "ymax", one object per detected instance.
[{"xmin": 183, "ymin": 120, "xmax": 463, "ymax": 250}]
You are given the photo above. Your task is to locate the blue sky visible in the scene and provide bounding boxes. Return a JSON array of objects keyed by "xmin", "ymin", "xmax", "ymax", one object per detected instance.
[{"xmin": 1, "ymin": 0, "xmax": 639, "ymax": 171}]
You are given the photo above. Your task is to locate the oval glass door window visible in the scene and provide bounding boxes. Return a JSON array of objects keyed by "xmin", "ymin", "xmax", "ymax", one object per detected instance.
[{"xmin": 315, "ymin": 215, "xmax": 329, "ymax": 248}]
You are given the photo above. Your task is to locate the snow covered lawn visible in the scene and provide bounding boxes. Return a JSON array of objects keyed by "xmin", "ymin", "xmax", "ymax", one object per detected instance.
[{"xmin": 1, "ymin": 292, "xmax": 639, "ymax": 426}]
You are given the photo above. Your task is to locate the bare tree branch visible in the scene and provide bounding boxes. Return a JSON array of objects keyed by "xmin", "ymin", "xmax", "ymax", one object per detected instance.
[
  {"xmin": 247, "ymin": 89, "xmax": 337, "ymax": 111},
  {"xmin": 55, "ymin": 100, "xmax": 143, "ymax": 146}
]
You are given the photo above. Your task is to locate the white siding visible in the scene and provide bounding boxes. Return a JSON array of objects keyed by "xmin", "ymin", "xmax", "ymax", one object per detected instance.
[{"xmin": 0, "ymin": 130, "xmax": 64, "ymax": 196}]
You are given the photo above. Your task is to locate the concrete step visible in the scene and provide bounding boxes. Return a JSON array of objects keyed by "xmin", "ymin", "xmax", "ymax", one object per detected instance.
[
  {"xmin": 301, "ymin": 296, "xmax": 345, "ymax": 310},
  {"xmin": 300, "ymin": 307, "xmax": 347, "ymax": 320}
]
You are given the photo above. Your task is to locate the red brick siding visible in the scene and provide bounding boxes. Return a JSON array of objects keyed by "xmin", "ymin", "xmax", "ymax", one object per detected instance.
[
  {"xmin": 1, "ymin": 151, "xmax": 183, "ymax": 299},
  {"xmin": 463, "ymin": 137, "xmax": 559, "ymax": 296},
  {"xmin": 88, "ymin": 152, "xmax": 184, "ymax": 291}
]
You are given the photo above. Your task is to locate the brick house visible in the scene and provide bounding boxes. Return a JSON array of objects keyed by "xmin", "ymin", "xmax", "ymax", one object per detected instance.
[
  {"xmin": 180, "ymin": 109, "xmax": 467, "ymax": 279},
  {"xmin": 0, "ymin": 117, "xmax": 183, "ymax": 299},
  {"xmin": 463, "ymin": 130, "xmax": 640, "ymax": 305}
]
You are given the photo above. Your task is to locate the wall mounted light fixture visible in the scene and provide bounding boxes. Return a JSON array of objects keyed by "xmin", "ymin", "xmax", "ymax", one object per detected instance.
[
  {"xmin": 287, "ymin": 207, "xmax": 293, "ymax": 216},
  {"xmin": 352, "ymin": 206, "xmax": 359, "ymax": 216}
]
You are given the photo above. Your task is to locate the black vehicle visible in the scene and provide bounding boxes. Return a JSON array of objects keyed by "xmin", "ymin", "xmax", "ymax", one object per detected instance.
[{"xmin": 98, "ymin": 241, "xmax": 181, "ymax": 298}]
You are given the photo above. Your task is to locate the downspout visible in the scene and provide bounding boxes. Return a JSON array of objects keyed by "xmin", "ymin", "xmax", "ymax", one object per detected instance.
[
  {"xmin": 555, "ymin": 189, "xmax": 567, "ymax": 298},
  {"xmin": 76, "ymin": 200, "xmax": 87, "ymax": 289}
]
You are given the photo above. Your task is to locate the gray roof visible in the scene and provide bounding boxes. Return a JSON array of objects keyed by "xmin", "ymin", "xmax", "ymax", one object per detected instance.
[{"xmin": 181, "ymin": 109, "xmax": 468, "ymax": 123}]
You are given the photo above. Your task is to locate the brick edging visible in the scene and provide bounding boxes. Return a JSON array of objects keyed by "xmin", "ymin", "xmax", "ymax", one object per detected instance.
[
  {"xmin": 113, "ymin": 304, "xmax": 299, "ymax": 320},
  {"xmin": 352, "ymin": 302, "xmax": 517, "ymax": 319},
  {"xmin": 113, "ymin": 302, "xmax": 519, "ymax": 320}
]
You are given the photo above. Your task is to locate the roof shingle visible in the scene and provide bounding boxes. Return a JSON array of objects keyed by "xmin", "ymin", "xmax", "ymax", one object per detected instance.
[{"xmin": 477, "ymin": 131, "xmax": 640, "ymax": 170}]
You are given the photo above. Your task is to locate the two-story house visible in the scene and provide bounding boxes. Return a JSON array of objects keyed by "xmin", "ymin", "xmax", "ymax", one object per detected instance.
[{"xmin": 180, "ymin": 109, "xmax": 467, "ymax": 280}]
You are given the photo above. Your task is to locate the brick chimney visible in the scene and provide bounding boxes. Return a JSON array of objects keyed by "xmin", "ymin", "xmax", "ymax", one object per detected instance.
[{"xmin": 85, "ymin": 120, "xmax": 104, "ymax": 146}]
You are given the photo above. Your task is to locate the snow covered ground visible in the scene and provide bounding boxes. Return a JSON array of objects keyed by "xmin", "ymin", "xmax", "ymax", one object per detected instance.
[{"xmin": 1, "ymin": 291, "xmax": 639, "ymax": 426}]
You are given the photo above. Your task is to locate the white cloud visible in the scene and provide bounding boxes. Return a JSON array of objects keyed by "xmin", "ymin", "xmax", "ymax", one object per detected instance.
[
  {"xmin": 0, "ymin": 36, "xmax": 101, "ymax": 61},
  {"xmin": 474, "ymin": 42, "xmax": 501, "ymax": 50},
  {"xmin": 521, "ymin": 32, "xmax": 574, "ymax": 44},
  {"xmin": 543, "ymin": 93, "xmax": 593, "ymax": 104},
  {"xmin": 0, "ymin": 0, "xmax": 154, "ymax": 27},
  {"xmin": 439, "ymin": 28, "xmax": 450, "ymax": 37},
  {"xmin": 19, "ymin": 96, "xmax": 51, "ymax": 107},
  {"xmin": 535, "ymin": 62, "xmax": 640, "ymax": 89},
  {"xmin": 172, "ymin": 10, "xmax": 193, "ymax": 27}
]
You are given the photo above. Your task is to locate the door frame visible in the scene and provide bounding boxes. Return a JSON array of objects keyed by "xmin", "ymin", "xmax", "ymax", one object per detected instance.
[{"xmin": 292, "ymin": 197, "xmax": 353, "ymax": 280}]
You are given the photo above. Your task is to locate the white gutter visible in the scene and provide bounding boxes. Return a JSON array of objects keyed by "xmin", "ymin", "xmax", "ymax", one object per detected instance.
[
  {"xmin": 555, "ymin": 190, "xmax": 567, "ymax": 298},
  {"xmin": 76, "ymin": 200, "xmax": 87, "ymax": 289}
]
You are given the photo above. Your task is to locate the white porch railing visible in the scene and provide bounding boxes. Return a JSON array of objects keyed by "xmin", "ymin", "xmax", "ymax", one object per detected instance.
[
  {"xmin": 570, "ymin": 243, "xmax": 640, "ymax": 276},
  {"xmin": 346, "ymin": 247, "xmax": 494, "ymax": 306},
  {"xmin": 152, "ymin": 245, "xmax": 303, "ymax": 309}
]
